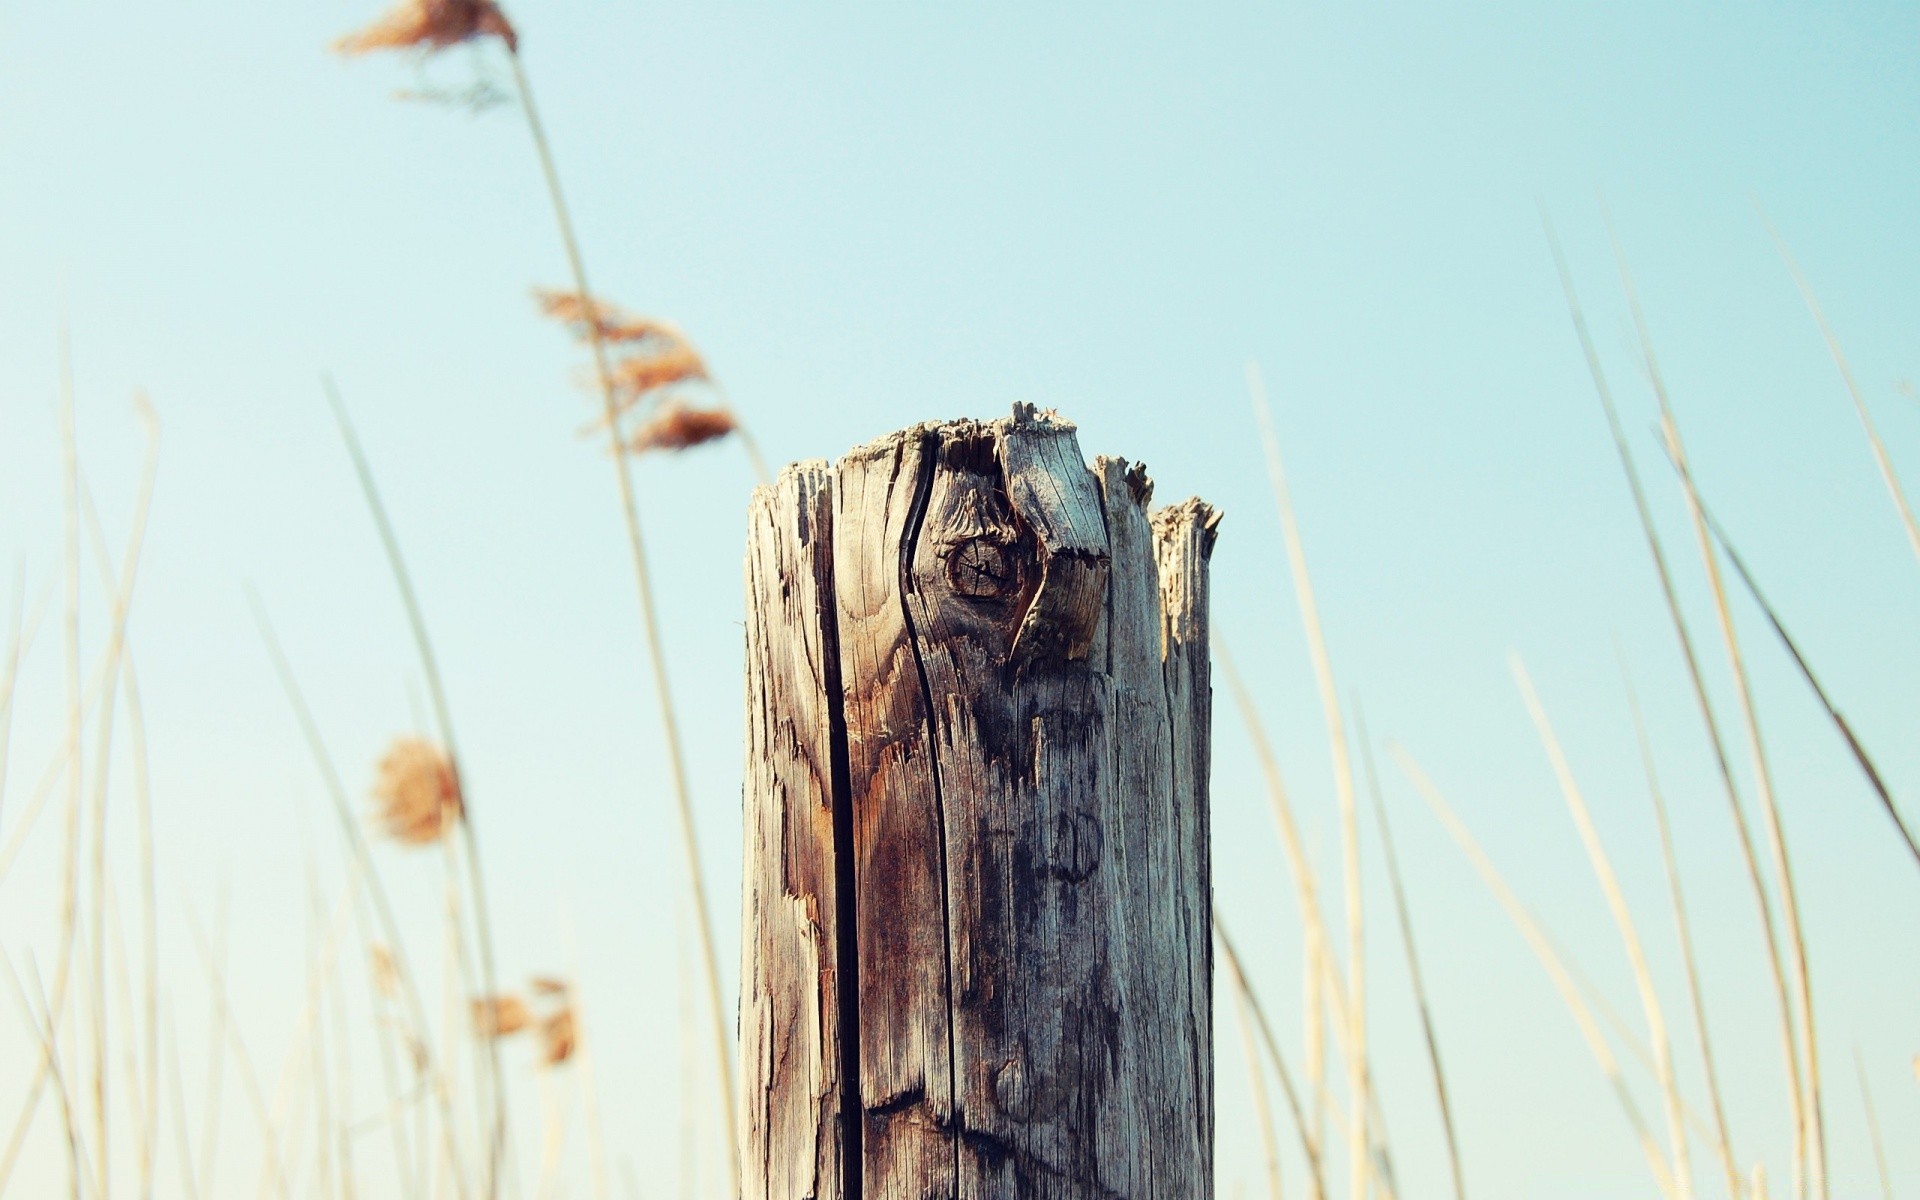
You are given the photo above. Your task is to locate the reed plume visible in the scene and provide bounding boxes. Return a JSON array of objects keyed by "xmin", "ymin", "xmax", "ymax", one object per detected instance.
[
  {"xmin": 333, "ymin": 0, "xmax": 517, "ymax": 55},
  {"xmin": 372, "ymin": 738, "xmax": 463, "ymax": 848}
]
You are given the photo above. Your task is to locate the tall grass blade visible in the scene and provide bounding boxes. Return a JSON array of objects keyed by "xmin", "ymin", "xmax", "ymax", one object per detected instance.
[
  {"xmin": 1619, "ymin": 654, "xmax": 1741, "ymax": 1200},
  {"xmin": 1512, "ymin": 658, "xmax": 1691, "ymax": 1198},
  {"xmin": 1359, "ymin": 717, "xmax": 1466, "ymax": 1200},
  {"xmin": 1544, "ymin": 211, "xmax": 1806, "ymax": 1197},
  {"xmin": 1245, "ymin": 360, "xmax": 1369, "ymax": 1200},
  {"xmin": 1392, "ymin": 745, "xmax": 1676, "ymax": 1197},
  {"xmin": 501, "ymin": 48, "xmax": 738, "ymax": 1194},
  {"xmin": 1759, "ymin": 209, "xmax": 1920, "ymax": 571}
]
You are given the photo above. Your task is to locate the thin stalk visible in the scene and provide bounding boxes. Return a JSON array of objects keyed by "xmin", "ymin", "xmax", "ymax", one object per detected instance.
[
  {"xmin": 165, "ymin": 1006, "xmax": 203, "ymax": 1200},
  {"xmin": 1604, "ymin": 213, "xmax": 1825, "ymax": 1199},
  {"xmin": 320, "ymin": 382, "xmax": 507, "ymax": 1198},
  {"xmin": 1657, "ymin": 409, "xmax": 1824, "ymax": 1200},
  {"xmin": 1232, "ymin": 973, "xmax": 1286, "ymax": 1200},
  {"xmin": 1656, "ymin": 461, "xmax": 1919, "ymax": 872},
  {"xmin": 1759, "ymin": 210, "xmax": 1920, "ymax": 570},
  {"xmin": 1392, "ymin": 745, "xmax": 1675, "ymax": 1198},
  {"xmin": 6, "ymin": 953, "xmax": 92, "ymax": 1200},
  {"xmin": 247, "ymin": 596, "xmax": 468, "ymax": 1200},
  {"xmin": 1245, "ymin": 360, "xmax": 1368, "ymax": 1200},
  {"xmin": 1545, "ymin": 214, "xmax": 1805, "ymax": 1198},
  {"xmin": 83, "ymin": 395, "xmax": 161, "ymax": 1200},
  {"xmin": 1852, "ymin": 1049, "xmax": 1890, "ymax": 1200},
  {"xmin": 1620, "ymin": 654, "xmax": 1741, "ymax": 1200},
  {"xmin": 1359, "ymin": 718, "xmax": 1466, "ymax": 1200},
  {"xmin": 1512, "ymin": 658, "xmax": 1691, "ymax": 1198},
  {"xmin": 503, "ymin": 46, "xmax": 737, "ymax": 1194},
  {"xmin": 1216, "ymin": 916, "xmax": 1326, "ymax": 1200},
  {"xmin": 184, "ymin": 905, "xmax": 290, "ymax": 1200}
]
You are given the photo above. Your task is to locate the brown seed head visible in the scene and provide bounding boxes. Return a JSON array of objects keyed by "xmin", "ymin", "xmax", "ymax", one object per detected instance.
[
  {"xmin": 533, "ymin": 289, "xmax": 683, "ymax": 346},
  {"xmin": 372, "ymin": 737, "xmax": 462, "ymax": 847},
  {"xmin": 538, "ymin": 1006, "xmax": 576, "ymax": 1066},
  {"xmin": 624, "ymin": 400, "xmax": 737, "ymax": 457},
  {"xmin": 471, "ymin": 994, "xmax": 532, "ymax": 1039},
  {"xmin": 528, "ymin": 976, "xmax": 570, "ymax": 997},
  {"xmin": 611, "ymin": 346, "xmax": 709, "ymax": 400},
  {"xmin": 334, "ymin": 0, "xmax": 518, "ymax": 55}
]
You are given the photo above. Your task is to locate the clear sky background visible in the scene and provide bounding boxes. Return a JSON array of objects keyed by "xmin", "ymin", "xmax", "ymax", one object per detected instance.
[{"xmin": 1, "ymin": 1, "xmax": 1916, "ymax": 1196}]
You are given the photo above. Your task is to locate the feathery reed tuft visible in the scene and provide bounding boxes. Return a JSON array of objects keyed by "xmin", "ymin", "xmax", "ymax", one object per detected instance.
[
  {"xmin": 538, "ymin": 1006, "xmax": 576, "ymax": 1066},
  {"xmin": 371, "ymin": 737, "xmax": 462, "ymax": 847},
  {"xmin": 624, "ymin": 399, "xmax": 738, "ymax": 457},
  {"xmin": 333, "ymin": 0, "xmax": 518, "ymax": 55},
  {"xmin": 471, "ymin": 995, "xmax": 531, "ymax": 1038}
]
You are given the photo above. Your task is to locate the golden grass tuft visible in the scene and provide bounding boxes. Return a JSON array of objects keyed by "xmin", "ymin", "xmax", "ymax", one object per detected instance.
[
  {"xmin": 371, "ymin": 737, "xmax": 462, "ymax": 847},
  {"xmin": 333, "ymin": 0, "xmax": 518, "ymax": 56}
]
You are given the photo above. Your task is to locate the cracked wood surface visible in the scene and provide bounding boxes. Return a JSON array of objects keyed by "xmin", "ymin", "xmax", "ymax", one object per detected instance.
[{"xmin": 742, "ymin": 407, "xmax": 1218, "ymax": 1200}]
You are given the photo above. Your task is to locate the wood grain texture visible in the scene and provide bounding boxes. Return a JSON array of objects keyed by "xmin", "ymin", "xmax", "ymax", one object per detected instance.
[{"xmin": 742, "ymin": 410, "xmax": 1218, "ymax": 1200}]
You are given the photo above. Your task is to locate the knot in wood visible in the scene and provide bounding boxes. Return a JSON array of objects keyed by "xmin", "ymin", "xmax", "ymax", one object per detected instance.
[{"xmin": 947, "ymin": 537, "xmax": 1020, "ymax": 599}]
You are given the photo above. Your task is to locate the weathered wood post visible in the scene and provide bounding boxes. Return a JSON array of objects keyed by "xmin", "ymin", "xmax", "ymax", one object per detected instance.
[{"xmin": 740, "ymin": 405, "xmax": 1219, "ymax": 1199}]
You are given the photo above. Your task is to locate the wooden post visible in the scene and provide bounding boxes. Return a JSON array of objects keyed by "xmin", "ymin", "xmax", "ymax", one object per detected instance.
[{"xmin": 740, "ymin": 405, "xmax": 1219, "ymax": 1200}]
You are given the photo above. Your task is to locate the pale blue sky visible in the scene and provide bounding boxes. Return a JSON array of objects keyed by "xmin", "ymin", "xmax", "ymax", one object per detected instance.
[{"xmin": 1, "ymin": 2, "xmax": 1916, "ymax": 1196}]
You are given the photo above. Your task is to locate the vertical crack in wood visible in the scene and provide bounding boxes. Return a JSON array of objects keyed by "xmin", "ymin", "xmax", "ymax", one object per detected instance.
[
  {"xmin": 820, "ymin": 491, "xmax": 863, "ymax": 1200},
  {"xmin": 893, "ymin": 429, "xmax": 965, "ymax": 1192}
]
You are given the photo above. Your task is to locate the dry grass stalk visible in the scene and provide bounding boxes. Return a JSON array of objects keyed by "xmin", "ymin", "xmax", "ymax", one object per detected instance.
[
  {"xmin": 1216, "ymin": 916, "xmax": 1325, "ymax": 1199},
  {"xmin": 1659, "ymin": 409, "xmax": 1825, "ymax": 1200},
  {"xmin": 324, "ymin": 383, "xmax": 509, "ymax": 1196},
  {"xmin": 472, "ymin": 995, "xmax": 532, "ymax": 1038},
  {"xmin": 334, "ymin": 0, "xmax": 517, "ymax": 55},
  {"xmin": 1654, "ymin": 464, "xmax": 1920, "ymax": 872},
  {"xmin": 1604, "ymin": 215, "xmax": 1827, "ymax": 1198},
  {"xmin": 1620, "ymin": 655, "xmax": 1742, "ymax": 1200},
  {"xmin": 1232, "ymin": 971, "xmax": 1286, "ymax": 1200},
  {"xmin": 1214, "ymin": 642, "xmax": 1340, "ymax": 1200},
  {"xmin": 1392, "ymin": 745, "xmax": 1677, "ymax": 1198},
  {"xmin": 1546, "ymin": 213, "xmax": 1807, "ymax": 1198},
  {"xmin": 1761, "ymin": 211, "xmax": 1920, "ymax": 571},
  {"xmin": 1245, "ymin": 359, "xmax": 1370, "ymax": 1200},
  {"xmin": 503, "ymin": 51, "xmax": 741, "ymax": 1191},
  {"xmin": 1360, "ymin": 718, "xmax": 1467, "ymax": 1200},
  {"xmin": 249, "ymin": 596, "xmax": 469, "ymax": 1199},
  {"xmin": 1853, "ymin": 1048, "xmax": 1890, "ymax": 1200},
  {"xmin": 187, "ymin": 903, "xmax": 292, "ymax": 1199},
  {"xmin": 373, "ymin": 737, "xmax": 464, "ymax": 847},
  {"xmin": 1512, "ymin": 658, "xmax": 1691, "ymax": 1199}
]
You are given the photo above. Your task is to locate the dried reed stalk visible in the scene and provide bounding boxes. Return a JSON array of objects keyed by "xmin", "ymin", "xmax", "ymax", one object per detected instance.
[
  {"xmin": 1512, "ymin": 659, "xmax": 1691, "ymax": 1198},
  {"xmin": 1852, "ymin": 1049, "xmax": 1890, "ymax": 1200},
  {"xmin": 323, "ymin": 382, "xmax": 509, "ymax": 1197},
  {"xmin": 499, "ymin": 47, "xmax": 739, "ymax": 1193},
  {"xmin": 1760, "ymin": 210, "xmax": 1920, "ymax": 570},
  {"xmin": 1654, "ymin": 465, "xmax": 1919, "ymax": 872},
  {"xmin": 1392, "ymin": 746, "xmax": 1676, "ymax": 1198},
  {"xmin": 164, "ymin": 1007, "xmax": 203, "ymax": 1200},
  {"xmin": 1214, "ymin": 643, "xmax": 1339, "ymax": 1197},
  {"xmin": 1245, "ymin": 359, "xmax": 1370, "ymax": 1200},
  {"xmin": 1545, "ymin": 214, "xmax": 1806, "ymax": 1198},
  {"xmin": 1359, "ymin": 718, "xmax": 1466, "ymax": 1200},
  {"xmin": 1232, "ymin": 969, "xmax": 1286, "ymax": 1200},
  {"xmin": 1604, "ymin": 214, "xmax": 1826, "ymax": 1197},
  {"xmin": 1620, "ymin": 656, "xmax": 1741, "ymax": 1200},
  {"xmin": 1660, "ymin": 411, "xmax": 1825, "ymax": 1200},
  {"xmin": 249, "ymin": 597, "xmax": 470, "ymax": 1200},
  {"xmin": 186, "ymin": 903, "xmax": 291, "ymax": 1200},
  {"xmin": 1216, "ymin": 916, "xmax": 1326, "ymax": 1199}
]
